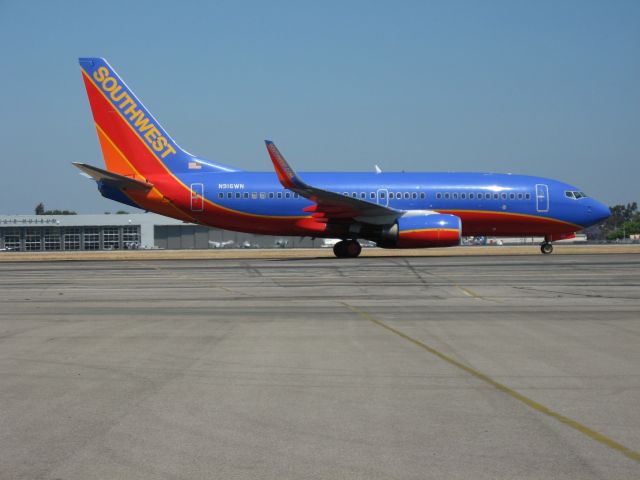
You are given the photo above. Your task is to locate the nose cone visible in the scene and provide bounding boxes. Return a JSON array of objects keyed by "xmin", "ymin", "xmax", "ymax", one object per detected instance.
[{"xmin": 587, "ymin": 200, "xmax": 610, "ymax": 225}]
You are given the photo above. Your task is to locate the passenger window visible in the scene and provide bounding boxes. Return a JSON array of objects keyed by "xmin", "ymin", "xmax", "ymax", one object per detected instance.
[
  {"xmin": 370, "ymin": 192, "xmax": 376, "ymax": 199},
  {"xmin": 420, "ymin": 193, "xmax": 425, "ymax": 199},
  {"xmin": 235, "ymin": 192, "xmax": 241, "ymax": 199},
  {"xmin": 436, "ymin": 193, "xmax": 442, "ymax": 199},
  {"xmin": 412, "ymin": 192, "xmax": 417, "ymax": 199},
  {"xmin": 218, "ymin": 193, "xmax": 224, "ymax": 199},
  {"xmin": 526, "ymin": 193, "xmax": 531, "ymax": 200},
  {"xmin": 509, "ymin": 193, "xmax": 515, "ymax": 200},
  {"xmin": 486, "ymin": 193, "xmax": 491, "ymax": 200},
  {"xmin": 389, "ymin": 192, "xmax": 394, "ymax": 199},
  {"xmin": 352, "ymin": 193, "xmax": 357, "ymax": 198},
  {"xmin": 244, "ymin": 192, "xmax": 249, "ymax": 199},
  {"xmin": 444, "ymin": 193, "xmax": 450, "ymax": 199},
  {"xmin": 259, "ymin": 192, "xmax": 265, "ymax": 199},
  {"xmin": 277, "ymin": 192, "xmax": 282, "ymax": 199},
  {"xmin": 453, "ymin": 193, "xmax": 458, "ymax": 200},
  {"xmin": 404, "ymin": 192, "xmax": 410, "ymax": 199},
  {"xmin": 227, "ymin": 192, "xmax": 232, "ymax": 199},
  {"xmin": 251, "ymin": 192, "xmax": 258, "ymax": 199},
  {"xmin": 380, "ymin": 192, "xmax": 386, "ymax": 199},
  {"xmin": 469, "ymin": 193, "xmax": 474, "ymax": 199},
  {"xmin": 461, "ymin": 193, "xmax": 466, "ymax": 199},
  {"xmin": 361, "ymin": 193, "xmax": 366, "ymax": 199},
  {"xmin": 294, "ymin": 193, "xmax": 299, "ymax": 198},
  {"xmin": 517, "ymin": 193, "xmax": 523, "ymax": 200},
  {"xmin": 494, "ymin": 193, "xmax": 499, "ymax": 199},
  {"xmin": 285, "ymin": 192, "xmax": 291, "ymax": 199}
]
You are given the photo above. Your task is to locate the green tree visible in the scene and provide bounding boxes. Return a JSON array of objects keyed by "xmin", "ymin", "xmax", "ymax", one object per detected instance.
[
  {"xmin": 43, "ymin": 209, "xmax": 77, "ymax": 215},
  {"xmin": 35, "ymin": 202, "xmax": 45, "ymax": 215},
  {"xmin": 607, "ymin": 219, "xmax": 640, "ymax": 240},
  {"xmin": 583, "ymin": 202, "xmax": 637, "ymax": 240}
]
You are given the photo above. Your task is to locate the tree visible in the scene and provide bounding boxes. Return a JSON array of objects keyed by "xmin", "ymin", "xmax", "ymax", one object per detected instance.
[
  {"xmin": 587, "ymin": 202, "xmax": 639, "ymax": 240},
  {"xmin": 34, "ymin": 203, "xmax": 77, "ymax": 215}
]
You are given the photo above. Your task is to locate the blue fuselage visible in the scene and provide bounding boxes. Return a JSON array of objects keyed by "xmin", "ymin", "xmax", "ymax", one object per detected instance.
[{"xmin": 163, "ymin": 169, "xmax": 609, "ymax": 237}]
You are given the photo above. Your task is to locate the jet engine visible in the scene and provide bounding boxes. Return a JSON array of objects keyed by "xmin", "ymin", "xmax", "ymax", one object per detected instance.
[{"xmin": 376, "ymin": 213, "xmax": 462, "ymax": 248}]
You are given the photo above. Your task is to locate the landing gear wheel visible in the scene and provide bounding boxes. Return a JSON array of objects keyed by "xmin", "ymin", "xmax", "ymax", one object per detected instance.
[
  {"xmin": 540, "ymin": 242, "xmax": 553, "ymax": 254},
  {"xmin": 333, "ymin": 240, "xmax": 362, "ymax": 258},
  {"xmin": 333, "ymin": 241, "xmax": 347, "ymax": 258},
  {"xmin": 344, "ymin": 240, "xmax": 362, "ymax": 258}
]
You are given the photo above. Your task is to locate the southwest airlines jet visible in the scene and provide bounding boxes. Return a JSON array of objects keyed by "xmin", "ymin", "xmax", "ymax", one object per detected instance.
[{"xmin": 75, "ymin": 58, "xmax": 610, "ymax": 258}]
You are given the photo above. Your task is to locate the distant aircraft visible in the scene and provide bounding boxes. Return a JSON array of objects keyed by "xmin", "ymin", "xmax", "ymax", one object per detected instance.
[
  {"xmin": 75, "ymin": 58, "xmax": 610, "ymax": 258},
  {"xmin": 320, "ymin": 239, "xmax": 341, "ymax": 248},
  {"xmin": 208, "ymin": 240, "xmax": 234, "ymax": 249}
]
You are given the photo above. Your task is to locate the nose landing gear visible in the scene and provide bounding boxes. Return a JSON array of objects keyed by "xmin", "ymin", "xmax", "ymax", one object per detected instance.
[
  {"xmin": 333, "ymin": 239, "xmax": 362, "ymax": 258},
  {"xmin": 540, "ymin": 242, "xmax": 553, "ymax": 254}
]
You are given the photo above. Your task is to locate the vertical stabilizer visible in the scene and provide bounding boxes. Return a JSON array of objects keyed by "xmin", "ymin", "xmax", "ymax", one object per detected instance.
[{"xmin": 78, "ymin": 57, "xmax": 239, "ymax": 178}]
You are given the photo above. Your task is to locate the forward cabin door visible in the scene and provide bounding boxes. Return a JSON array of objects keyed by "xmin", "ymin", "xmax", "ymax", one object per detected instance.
[
  {"xmin": 535, "ymin": 184, "xmax": 549, "ymax": 212},
  {"xmin": 190, "ymin": 183, "xmax": 204, "ymax": 212}
]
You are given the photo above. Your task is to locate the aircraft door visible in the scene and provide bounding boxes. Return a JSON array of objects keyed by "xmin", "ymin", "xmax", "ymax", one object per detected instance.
[
  {"xmin": 377, "ymin": 189, "xmax": 389, "ymax": 207},
  {"xmin": 190, "ymin": 183, "xmax": 204, "ymax": 212},
  {"xmin": 535, "ymin": 184, "xmax": 549, "ymax": 212}
]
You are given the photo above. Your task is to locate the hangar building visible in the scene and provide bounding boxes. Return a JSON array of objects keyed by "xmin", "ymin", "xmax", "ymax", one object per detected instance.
[{"xmin": 0, "ymin": 214, "xmax": 321, "ymax": 251}]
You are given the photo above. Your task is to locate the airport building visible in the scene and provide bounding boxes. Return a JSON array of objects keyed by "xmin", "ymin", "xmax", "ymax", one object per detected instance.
[{"xmin": 0, "ymin": 214, "xmax": 322, "ymax": 251}]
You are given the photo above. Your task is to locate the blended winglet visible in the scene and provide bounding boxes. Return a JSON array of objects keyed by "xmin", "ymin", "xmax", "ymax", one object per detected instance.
[
  {"xmin": 262, "ymin": 141, "xmax": 400, "ymax": 225},
  {"xmin": 264, "ymin": 140, "xmax": 305, "ymax": 190}
]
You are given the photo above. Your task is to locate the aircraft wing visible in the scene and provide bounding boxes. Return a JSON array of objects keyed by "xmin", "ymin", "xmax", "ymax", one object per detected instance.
[
  {"xmin": 265, "ymin": 141, "xmax": 400, "ymax": 224},
  {"xmin": 73, "ymin": 162, "xmax": 154, "ymax": 191}
]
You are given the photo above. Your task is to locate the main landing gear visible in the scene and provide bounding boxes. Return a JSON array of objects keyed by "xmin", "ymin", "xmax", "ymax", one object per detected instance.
[
  {"xmin": 333, "ymin": 239, "xmax": 362, "ymax": 258},
  {"xmin": 540, "ymin": 242, "xmax": 553, "ymax": 254}
]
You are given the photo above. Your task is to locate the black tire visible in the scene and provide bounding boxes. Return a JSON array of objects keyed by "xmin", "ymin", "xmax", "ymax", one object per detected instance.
[
  {"xmin": 333, "ymin": 240, "xmax": 361, "ymax": 258},
  {"xmin": 345, "ymin": 240, "xmax": 362, "ymax": 258},
  {"xmin": 540, "ymin": 243, "xmax": 553, "ymax": 254},
  {"xmin": 333, "ymin": 241, "xmax": 347, "ymax": 258}
]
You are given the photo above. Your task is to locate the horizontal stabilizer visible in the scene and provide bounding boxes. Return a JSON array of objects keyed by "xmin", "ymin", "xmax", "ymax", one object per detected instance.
[{"xmin": 72, "ymin": 162, "xmax": 153, "ymax": 191}]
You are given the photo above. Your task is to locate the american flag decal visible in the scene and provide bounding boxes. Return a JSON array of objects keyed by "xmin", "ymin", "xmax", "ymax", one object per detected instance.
[{"xmin": 188, "ymin": 161, "xmax": 202, "ymax": 170}]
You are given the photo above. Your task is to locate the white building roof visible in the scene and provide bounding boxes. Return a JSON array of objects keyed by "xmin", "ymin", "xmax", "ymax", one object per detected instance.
[{"xmin": 0, "ymin": 213, "xmax": 190, "ymax": 227}]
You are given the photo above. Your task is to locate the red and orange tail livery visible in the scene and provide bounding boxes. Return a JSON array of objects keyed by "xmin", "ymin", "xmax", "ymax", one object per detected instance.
[{"xmin": 78, "ymin": 57, "xmax": 237, "ymax": 179}]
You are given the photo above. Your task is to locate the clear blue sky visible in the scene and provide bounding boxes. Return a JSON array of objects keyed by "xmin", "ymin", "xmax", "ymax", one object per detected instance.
[{"xmin": 0, "ymin": 0, "xmax": 638, "ymax": 213}]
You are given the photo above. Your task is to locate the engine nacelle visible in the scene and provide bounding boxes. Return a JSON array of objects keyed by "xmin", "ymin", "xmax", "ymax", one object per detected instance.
[{"xmin": 378, "ymin": 213, "xmax": 462, "ymax": 248}]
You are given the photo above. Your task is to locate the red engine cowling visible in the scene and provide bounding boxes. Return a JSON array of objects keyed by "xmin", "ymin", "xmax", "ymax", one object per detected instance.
[{"xmin": 380, "ymin": 213, "xmax": 462, "ymax": 248}]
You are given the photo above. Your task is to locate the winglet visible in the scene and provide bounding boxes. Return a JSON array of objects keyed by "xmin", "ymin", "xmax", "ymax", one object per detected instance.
[{"xmin": 265, "ymin": 140, "xmax": 305, "ymax": 190}]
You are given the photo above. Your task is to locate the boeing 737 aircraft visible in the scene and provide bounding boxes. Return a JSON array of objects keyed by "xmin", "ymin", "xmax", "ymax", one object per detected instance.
[{"xmin": 75, "ymin": 58, "xmax": 610, "ymax": 258}]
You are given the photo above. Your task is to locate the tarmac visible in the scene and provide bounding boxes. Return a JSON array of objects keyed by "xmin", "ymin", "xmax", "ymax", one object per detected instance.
[{"xmin": 1, "ymin": 250, "xmax": 639, "ymax": 479}]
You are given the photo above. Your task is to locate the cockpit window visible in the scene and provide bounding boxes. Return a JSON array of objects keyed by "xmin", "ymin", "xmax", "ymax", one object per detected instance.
[{"xmin": 565, "ymin": 191, "xmax": 588, "ymax": 199}]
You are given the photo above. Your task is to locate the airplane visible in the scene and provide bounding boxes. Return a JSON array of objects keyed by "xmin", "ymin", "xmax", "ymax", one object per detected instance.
[
  {"xmin": 208, "ymin": 240, "xmax": 234, "ymax": 249},
  {"xmin": 74, "ymin": 58, "xmax": 611, "ymax": 258}
]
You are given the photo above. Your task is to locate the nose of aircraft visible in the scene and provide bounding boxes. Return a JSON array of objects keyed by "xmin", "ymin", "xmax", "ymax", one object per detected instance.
[{"xmin": 588, "ymin": 200, "xmax": 611, "ymax": 225}]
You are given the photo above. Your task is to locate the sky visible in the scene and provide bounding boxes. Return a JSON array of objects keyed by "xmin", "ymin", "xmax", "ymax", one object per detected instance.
[{"xmin": 0, "ymin": 0, "xmax": 638, "ymax": 214}]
